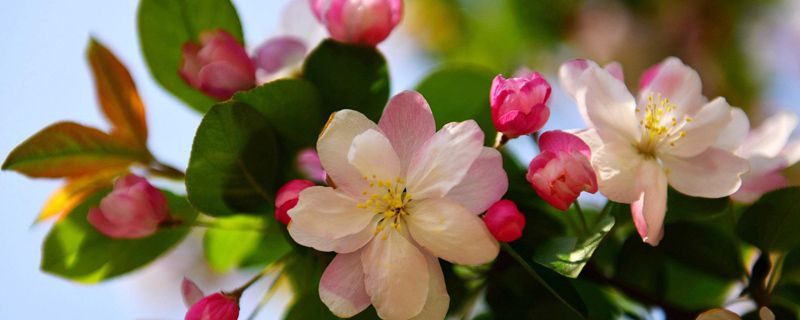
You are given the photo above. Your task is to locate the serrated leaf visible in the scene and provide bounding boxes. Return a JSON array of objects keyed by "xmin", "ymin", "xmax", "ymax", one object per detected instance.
[
  {"xmin": 203, "ymin": 215, "xmax": 292, "ymax": 273},
  {"xmin": 2, "ymin": 122, "xmax": 150, "ymax": 178},
  {"xmin": 87, "ymin": 38, "xmax": 148, "ymax": 147},
  {"xmin": 41, "ymin": 189, "xmax": 197, "ymax": 283},
  {"xmin": 533, "ymin": 216, "xmax": 615, "ymax": 278},
  {"xmin": 137, "ymin": 0, "xmax": 244, "ymax": 112},
  {"xmin": 737, "ymin": 187, "xmax": 800, "ymax": 252}
]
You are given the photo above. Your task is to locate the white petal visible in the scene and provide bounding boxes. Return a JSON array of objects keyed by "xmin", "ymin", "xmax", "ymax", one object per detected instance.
[
  {"xmin": 631, "ymin": 160, "xmax": 668, "ymax": 246},
  {"xmin": 559, "ymin": 59, "xmax": 598, "ymax": 125},
  {"xmin": 378, "ymin": 91, "xmax": 437, "ymax": 174},
  {"xmin": 348, "ymin": 129, "xmax": 401, "ymax": 181},
  {"xmin": 640, "ymin": 57, "xmax": 705, "ymax": 115},
  {"xmin": 288, "ymin": 186, "xmax": 374, "ymax": 240},
  {"xmin": 591, "ymin": 141, "xmax": 644, "ymax": 203},
  {"xmin": 406, "ymin": 121, "xmax": 484, "ymax": 200},
  {"xmin": 362, "ymin": 229, "xmax": 429, "ymax": 320},
  {"xmin": 318, "ymin": 110, "xmax": 379, "ymax": 196},
  {"xmin": 445, "ymin": 147, "xmax": 508, "ymax": 214},
  {"xmin": 714, "ymin": 107, "xmax": 750, "ymax": 151},
  {"xmin": 739, "ymin": 111, "xmax": 799, "ymax": 158},
  {"xmin": 665, "ymin": 97, "xmax": 732, "ymax": 158},
  {"xmin": 288, "ymin": 217, "xmax": 377, "ymax": 253},
  {"xmin": 319, "ymin": 252, "xmax": 371, "ymax": 318},
  {"xmin": 661, "ymin": 148, "xmax": 750, "ymax": 198},
  {"xmin": 409, "ymin": 255, "xmax": 450, "ymax": 320},
  {"xmin": 781, "ymin": 140, "xmax": 800, "ymax": 167},
  {"xmin": 581, "ymin": 66, "xmax": 640, "ymax": 145},
  {"xmin": 407, "ymin": 198, "xmax": 499, "ymax": 265}
]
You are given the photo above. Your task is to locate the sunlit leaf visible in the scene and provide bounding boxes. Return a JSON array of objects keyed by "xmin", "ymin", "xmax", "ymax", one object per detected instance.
[
  {"xmin": 37, "ymin": 168, "xmax": 127, "ymax": 222},
  {"xmin": 533, "ymin": 216, "xmax": 615, "ymax": 278},
  {"xmin": 203, "ymin": 215, "xmax": 292, "ymax": 273},
  {"xmin": 2, "ymin": 122, "xmax": 150, "ymax": 178}
]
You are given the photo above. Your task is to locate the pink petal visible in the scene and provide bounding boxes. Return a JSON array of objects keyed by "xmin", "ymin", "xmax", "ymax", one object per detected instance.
[
  {"xmin": 409, "ymin": 255, "xmax": 450, "ymax": 320},
  {"xmin": 582, "ymin": 66, "xmax": 640, "ymax": 145},
  {"xmin": 317, "ymin": 110, "xmax": 379, "ymax": 197},
  {"xmin": 181, "ymin": 277, "xmax": 205, "ymax": 308},
  {"xmin": 319, "ymin": 251, "xmax": 371, "ymax": 317},
  {"xmin": 714, "ymin": 107, "xmax": 750, "ymax": 151},
  {"xmin": 288, "ymin": 217, "xmax": 378, "ymax": 253},
  {"xmin": 378, "ymin": 91, "xmax": 436, "ymax": 173},
  {"xmin": 731, "ymin": 170, "xmax": 788, "ymax": 203},
  {"xmin": 445, "ymin": 148, "xmax": 508, "ymax": 214},
  {"xmin": 631, "ymin": 160, "xmax": 668, "ymax": 246},
  {"xmin": 639, "ymin": 57, "xmax": 705, "ymax": 116},
  {"xmin": 661, "ymin": 148, "xmax": 750, "ymax": 198},
  {"xmin": 197, "ymin": 61, "xmax": 256, "ymax": 100},
  {"xmin": 347, "ymin": 129, "xmax": 401, "ymax": 181},
  {"xmin": 666, "ymin": 97, "xmax": 733, "ymax": 158},
  {"xmin": 538, "ymin": 130, "xmax": 592, "ymax": 158},
  {"xmin": 252, "ymin": 36, "xmax": 307, "ymax": 75},
  {"xmin": 287, "ymin": 186, "xmax": 374, "ymax": 240}
]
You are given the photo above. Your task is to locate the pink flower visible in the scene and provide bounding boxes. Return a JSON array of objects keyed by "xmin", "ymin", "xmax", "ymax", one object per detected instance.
[
  {"xmin": 296, "ymin": 148, "xmax": 327, "ymax": 182},
  {"xmin": 87, "ymin": 174, "xmax": 169, "ymax": 239},
  {"xmin": 309, "ymin": 0, "xmax": 403, "ymax": 46},
  {"xmin": 185, "ymin": 293, "xmax": 239, "ymax": 320},
  {"xmin": 179, "ymin": 29, "xmax": 256, "ymax": 100},
  {"xmin": 483, "ymin": 200, "xmax": 526, "ymax": 242},
  {"xmin": 526, "ymin": 131, "xmax": 598, "ymax": 211},
  {"xmin": 490, "ymin": 73, "xmax": 551, "ymax": 138},
  {"xmin": 275, "ymin": 179, "xmax": 316, "ymax": 225}
]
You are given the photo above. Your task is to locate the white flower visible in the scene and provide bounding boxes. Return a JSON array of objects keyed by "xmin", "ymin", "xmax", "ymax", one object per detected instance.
[
  {"xmin": 287, "ymin": 91, "xmax": 507, "ymax": 319},
  {"xmin": 560, "ymin": 57, "xmax": 750, "ymax": 245}
]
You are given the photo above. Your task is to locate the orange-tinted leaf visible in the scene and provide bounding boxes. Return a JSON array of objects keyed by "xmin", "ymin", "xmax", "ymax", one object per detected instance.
[
  {"xmin": 88, "ymin": 38, "xmax": 148, "ymax": 147},
  {"xmin": 2, "ymin": 122, "xmax": 150, "ymax": 178},
  {"xmin": 37, "ymin": 168, "xmax": 127, "ymax": 222}
]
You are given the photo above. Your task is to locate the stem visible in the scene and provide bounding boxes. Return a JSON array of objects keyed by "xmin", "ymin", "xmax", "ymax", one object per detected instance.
[
  {"xmin": 227, "ymin": 266, "xmax": 273, "ymax": 298},
  {"xmin": 148, "ymin": 160, "xmax": 186, "ymax": 180},
  {"xmin": 493, "ymin": 132, "xmax": 509, "ymax": 149},
  {"xmin": 597, "ymin": 201, "xmax": 615, "ymax": 224},
  {"xmin": 573, "ymin": 201, "xmax": 589, "ymax": 234},
  {"xmin": 248, "ymin": 271, "xmax": 285, "ymax": 320},
  {"xmin": 500, "ymin": 243, "xmax": 586, "ymax": 319}
]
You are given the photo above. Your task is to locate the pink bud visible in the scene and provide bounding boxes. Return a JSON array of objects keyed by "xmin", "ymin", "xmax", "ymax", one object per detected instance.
[
  {"xmin": 179, "ymin": 29, "xmax": 256, "ymax": 100},
  {"xmin": 483, "ymin": 200, "xmax": 526, "ymax": 242},
  {"xmin": 275, "ymin": 179, "xmax": 316, "ymax": 225},
  {"xmin": 181, "ymin": 277, "xmax": 205, "ymax": 308},
  {"xmin": 185, "ymin": 293, "xmax": 239, "ymax": 320},
  {"xmin": 526, "ymin": 131, "xmax": 598, "ymax": 211},
  {"xmin": 87, "ymin": 174, "xmax": 169, "ymax": 239},
  {"xmin": 309, "ymin": 0, "xmax": 403, "ymax": 46},
  {"xmin": 490, "ymin": 73, "xmax": 551, "ymax": 138},
  {"xmin": 296, "ymin": 148, "xmax": 326, "ymax": 182},
  {"xmin": 252, "ymin": 36, "xmax": 307, "ymax": 83}
]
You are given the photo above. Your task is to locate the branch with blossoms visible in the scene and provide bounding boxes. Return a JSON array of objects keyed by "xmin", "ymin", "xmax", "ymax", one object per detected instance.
[{"xmin": 5, "ymin": 0, "xmax": 800, "ymax": 319}]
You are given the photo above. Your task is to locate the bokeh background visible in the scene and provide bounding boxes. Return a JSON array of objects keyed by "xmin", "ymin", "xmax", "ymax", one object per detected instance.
[{"xmin": 2, "ymin": 0, "xmax": 800, "ymax": 318}]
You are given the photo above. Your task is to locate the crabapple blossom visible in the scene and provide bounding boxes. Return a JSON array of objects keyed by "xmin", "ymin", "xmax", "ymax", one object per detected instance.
[
  {"xmin": 87, "ymin": 174, "xmax": 168, "ymax": 239},
  {"xmin": 526, "ymin": 131, "xmax": 598, "ymax": 211},
  {"xmin": 179, "ymin": 29, "xmax": 255, "ymax": 100},
  {"xmin": 287, "ymin": 91, "xmax": 507, "ymax": 319},
  {"xmin": 185, "ymin": 293, "xmax": 239, "ymax": 320},
  {"xmin": 483, "ymin": 200, "xmax": 526, "ymax": 242},
  {"xmin": 490, "ymin": 72, "xmax": 551, "ymax": 138},
  {"xmin": 310, "ymin": 0, "xmax": 403, "ymax": 46},
  {"xmin": 275, "ymin": 179, "xmax": 316, "ymax": 225}
]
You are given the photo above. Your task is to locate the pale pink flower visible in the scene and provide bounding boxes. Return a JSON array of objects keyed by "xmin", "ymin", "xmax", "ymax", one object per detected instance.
[
  {"xmin": 275, "ymin": 179, "xmax": 316, "ymax": 225},
  {"xmin": 526, "ymin": 131, "xmax": 598, "ymax": 211},
  {"xmin": 732, "ymin": 111, "xmax": 800, "ymax": 203},
  {"xmin": 288, "ymin": 91, "xmax": 507, "ymax": 319},
  {"xmin": 309, "ymin": 0, "xmax": 403, "ymax": 46},
  {"xmin": 490, "ymin": 73, "xmax": 551, "ymax": 138},
  {"xmin": 483, "ymin": 200, "xmax": 526, "ymax": 242},
  {"xmin": 185, "ymin": 293, "xmax": 239, "ymax": 320},
  {"xmin": 87, "ymin": 174, "xmax": 169, "ymax": 239},
  {"xmin": 179, "ymin": 29, "xmax": 256, "ymax": 100},
  {"xmin": 560, "ymin": 57, "xmax": 750, "ymax": 246},
  {"xmin": 296, "ymin": 148, "xmax": 327, "ymax": 182}
]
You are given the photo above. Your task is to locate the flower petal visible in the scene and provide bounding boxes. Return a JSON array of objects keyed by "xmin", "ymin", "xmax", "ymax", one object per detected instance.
[
  {"xmin": 581, "ymin": 66, "xmax": 640, "ymax": 145},
  {"xmin": 318, "ymin": 110, "xmax": 379, "ymax": 196},
  {"xmin": 639, "ymin": 57, "xmax": 705, "ymax": 115},
  {"xmin": 288, "ymin": 217, "xmax": 377, "ymax": 253},
  {"xmin": 445, "ymin": 148, "xmax": 508, "ymax": 214},
  {"xmin": 406, "ymin": 121, "xmax": 484, "ymax": 200},
  {"xmin": 731, "ymin": 170, "xmax": 788, "ymax": 203},
  {"xmin": 378, "ymin": 91, "xmax": 437, "ymax": 173},
  {"xmin": 739, "ymin": 111, "xmax": 799, "ymax": 158},
  {"xmin": 631, "ymin": 160, "xmax": 668, "ymax": 246},
  {"xmin": 319, "ymin": 252, "xmax": 371, "ymax": 318},
  {"xmin": 409, "ymin": 254, "xmax": 449, "ymax": 320},
  {"xmin": 591, "ymin": 140, "xmax": 644, "ymax": 203},
  {"xmin": 665, "ymin": 97, "xmax": 733, "ymax": 158},
  {"xmin": 348, "ymin": 129, "xmax": 401, "ymax": 181},
  {"xmin": 539, "ymin": 130, "xmax": 592, "ymax": 158},
  {"xmin": 407, "ymin": 198, "xmax": 499, "ymax": 265},
  {"xmin": 661, "ymin": 148, "xmax": 750, "ymax": 198},
  {"xmin": 362, "ymin": 229, "xmax": 429, "ymax": 320},
  {"xmin": 714, "ymin": 107, "xmax": 750, "ymax": 151},
  {"xmin": 288, "ymin": 186, "xmax": 374, "ymax": 240}
]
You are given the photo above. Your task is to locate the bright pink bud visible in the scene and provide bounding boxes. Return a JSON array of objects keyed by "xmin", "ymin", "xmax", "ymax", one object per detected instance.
[
  {"xmin": 275, "ymin": 179, "xmax": 316, "ymax": 225},
  {"xmin": 483, "ymin": 200, "xmax": 526, "ymax": 242},
  {"xmin": 309, "ymin": 0, "xmax": 403, "ymax": 46},
  {"xmin": 526, "ymin": 131, "xmax": 598, "ymax": 211},
  {"xmin": 185, "ymin": 293, "xmax": 239, "ymax": 320},
  {"xmin": 179, "ymin": 29, "xmax": 256, "ymax": 100},
  {"xmin": 490, "ymin": 73, "xmax": 551, "ymax": 138},
  {"xmin": 296, "ymin": 148, "xmax": 326, "ymax": 182},
  {"xmin": 87, "ymin": 174, "xmax": 169, "ymax": 239}
]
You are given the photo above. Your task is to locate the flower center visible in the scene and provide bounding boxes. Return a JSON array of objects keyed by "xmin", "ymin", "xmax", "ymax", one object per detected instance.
[
  {"xmin": 355, "ymin": 176, "xmax": 413, "ymax": 237},
  {"xmin": 635, "ymin": 93, "xmax": 692, "ymax": 157}
]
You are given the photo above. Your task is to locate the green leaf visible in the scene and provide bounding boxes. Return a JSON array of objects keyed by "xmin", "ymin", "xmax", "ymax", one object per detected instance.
[
  {"xmin": 2, "ymin": 122, "xmax": 150, "ymax": 178},
  {"xmin": 302, "ymin": 39, "xmax": 390, "ymax": 121},
  {"xmin": 41, "ymin": 190, "xmax": 197, "ymax": 283},
  {"xmin": 137, "ymin": 0, "xmax": 244, "ymax": 113},
  {"xmin": 186, "ymin": 102, "xmax": 279, "ymax": 216},
  {"xmin": 659, "ymin": 222, "xmax": 744, "ymax": 279},
  {"xmin": 665, "ymin": 188, "xmax": 730, "ymax": 222},
  {"xmin": 737, "ymin": 187, "xmax": 800, "ymax": 252},
  {"xmin": 533, "ymin": 216, "xmax": 615, "ymax": 278},
  {"xmin": 203, "ymin": 215, "xmax": 292, "ymax": 273},
  {"xmin": 416, "ymin": 66, "xmax": 496, "ymax": 145}
]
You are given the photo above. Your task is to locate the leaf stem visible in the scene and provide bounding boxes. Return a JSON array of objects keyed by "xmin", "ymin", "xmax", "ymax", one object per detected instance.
[
  {"xmin": 573, "ymin": 201, "xmax": 589, "ymax": 235},
  {"xmin": 148, "ymin": 160, "xmax": 186, "ymax": 180},
  {"xmin": 227, "ymin": 265, "xmax": 274, "ymax": 299},
  {"xmin": 500, "ymin": 242, "xmax": 585, "ymax": 319}
]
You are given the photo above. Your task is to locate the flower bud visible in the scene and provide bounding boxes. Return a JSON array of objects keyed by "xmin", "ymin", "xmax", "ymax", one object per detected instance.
[
  {"xmin": 296, "ymin": 148, "xmax": 326, "ymax": 182},
  {"xmin": 483, "ymin": 200, "xmax": 526, "ymax": 242},
  {"xmin": 87, "ymin": 174, "xmax": 169, "ymax": 239},
  {"xmin": 310, "ymin": 0, "xmax": 403, "ymax": 46},
  {"xmin": 179, "ymin": 29, "xmax": 256, "ymax": 100},
  {"xmin": 490, "ymin": 73, "xmax": 551, "ymax": 138},
  {"xmin": 181, "ymin": 277, "xmax": 205, "ymax": 308},
  {"xmin": 275, "ymin": 179, "xmax": 316, "ymax": 224},
  {"xmin": 185, "ymin": 293, "xmax": 239, "ymax": 320},
  {"xmin": 252, "ymin": 36, "xmax": 307, "ymax": 84},
  {"xmin": 526, "ymin": 131, "xmax": 598, "ymax": 211}
]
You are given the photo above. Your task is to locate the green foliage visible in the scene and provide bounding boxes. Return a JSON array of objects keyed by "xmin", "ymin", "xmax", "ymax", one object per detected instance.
[
  {"xmin": 415, "ymin": 66, "xmax": 496, "ymax": 145},
  {"xmin": 203, "ymin": 215, "xmax": 292, "ymax": 273},
  {"xmin": 665, "ymin": 188, "xmax": 730, "ymax": 223},
  {"xmin": 533, "ymin": 216, "xmax": 616, "ymax": 278},
  {"xmin": 41, "ymin": 190, "xmax": 197, "ymax": 283},
  {"xmin": 137, "ymin": 0, "xmax": 243, "ymax": 112},
  {"xmin": 303, "ymin": 40, "xmax": 390, "ymax": 121},
  {"xmin": 186, "ymin": 102, "xmax": 279, "ymax": 216},
  {"xmin": 738, "ymin": 187, "xmax": 800, "ymax": 252},
  {"xmin": 659, "ymin": 222, "xmax": 744, "ymax": 280}
]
